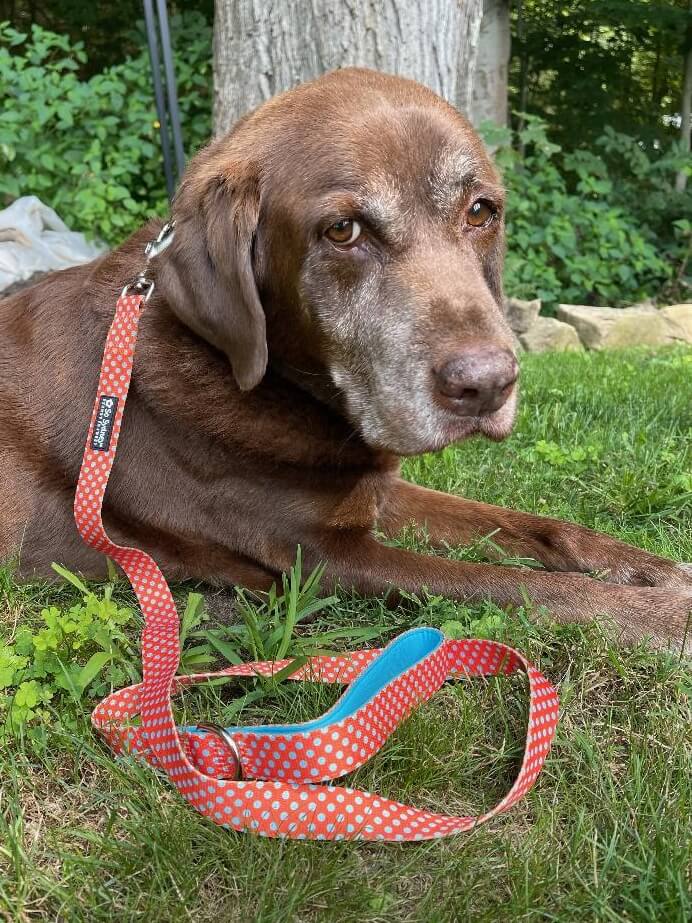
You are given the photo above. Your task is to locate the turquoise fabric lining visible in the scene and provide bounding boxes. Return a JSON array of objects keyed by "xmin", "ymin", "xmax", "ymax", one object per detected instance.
[{"xmin": 186, "ymin": 626, "xmax": 444, "ymax": 739}]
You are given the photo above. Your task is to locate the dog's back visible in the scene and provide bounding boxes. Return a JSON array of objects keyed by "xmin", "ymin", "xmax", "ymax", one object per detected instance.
[{"xmin": 0, "ymin": 263, "xmax": 106, "ymax": 567}]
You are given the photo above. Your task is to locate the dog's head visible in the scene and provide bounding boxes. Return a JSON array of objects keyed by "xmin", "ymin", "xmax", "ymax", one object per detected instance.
[{"xmin": 162, "ymin": 68, "xmax": 517, "ymax": 455}]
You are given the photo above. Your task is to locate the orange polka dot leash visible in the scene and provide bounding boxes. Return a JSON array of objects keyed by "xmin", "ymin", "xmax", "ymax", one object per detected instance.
[{"xmin": 74, "ymin": 287, "xmax": 559, "ymax": 841}]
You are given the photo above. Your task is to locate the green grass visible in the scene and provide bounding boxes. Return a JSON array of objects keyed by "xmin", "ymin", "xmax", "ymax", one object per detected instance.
[{"xmin": 1, "ymin": 346, "xmax": 691, "ymax": 922}]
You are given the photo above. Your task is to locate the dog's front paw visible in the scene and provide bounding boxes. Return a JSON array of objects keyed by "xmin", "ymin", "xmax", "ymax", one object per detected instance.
[
  {"xmin": 607, "ymin": 555, "xmax": 692, "ymax": 590},
  {"xmin": 676, "ymin": 562, "xmax": 692, "ymax": 582},
  {"xmin": 607, "ymin": 584, "xmax": 692, "ymax": 655},
  {"xmin": 649, "ymin": 561, "xmax": 692, "ymax": 589}
]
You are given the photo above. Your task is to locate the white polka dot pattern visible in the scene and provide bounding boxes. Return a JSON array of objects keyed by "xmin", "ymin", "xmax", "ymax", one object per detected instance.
[{"xmin": 75, "ymin": 293, "xmax": 559, "ymax": 841}]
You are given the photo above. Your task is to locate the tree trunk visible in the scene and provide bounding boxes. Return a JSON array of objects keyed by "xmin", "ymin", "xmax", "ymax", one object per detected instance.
[
  {"xmin": 213, "ymin": 0, "xmax": 485, "ymax": 138},
  {"xmin": 514, "ymin": 0, "xmax": 529, "ymax": 153},
  {"xmin": 675, "ymin": 8, "xmax": 692, "ymax": 193},
  {"xmin": 469, "ymin": 0, "xmax": 510, "ymax": 127}
]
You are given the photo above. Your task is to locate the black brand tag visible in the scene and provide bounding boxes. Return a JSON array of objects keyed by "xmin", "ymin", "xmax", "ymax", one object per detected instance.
[{"xmin": 91, "ymin": 395, "xmax": 119, "ymax": 451}]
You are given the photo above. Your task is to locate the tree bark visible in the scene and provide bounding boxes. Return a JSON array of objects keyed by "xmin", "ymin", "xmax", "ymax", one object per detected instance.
[
  {"xmin": 469, "ymin": 0, "xmax": 510, "ymax": 127},
  {"xmin": 213, "ymin": 0, "xmax": 485, "ymax": 137},
  {"xmin": 514, "ymin": 0, "xmax": 529, "ymax": 153},
  {"xmin": 675, "ymin": 7, "xmax": 692, "ymax": 193}
]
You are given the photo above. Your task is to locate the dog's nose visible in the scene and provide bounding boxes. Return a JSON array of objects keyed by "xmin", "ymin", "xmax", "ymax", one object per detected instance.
[{"xmin": 433, "ymin": 347, "xmax": 518, "ymax": 415}]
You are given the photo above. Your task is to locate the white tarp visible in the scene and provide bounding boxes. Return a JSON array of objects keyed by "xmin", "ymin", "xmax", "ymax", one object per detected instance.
[{"xmin": 0, "ymin": 196, "xmax": 106, "ymax": 292}]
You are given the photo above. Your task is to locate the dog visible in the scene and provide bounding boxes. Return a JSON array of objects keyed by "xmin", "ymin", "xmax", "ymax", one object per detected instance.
[{"xmin": 1, "ymin": 68, "xmax": 690, "ymax": 650}]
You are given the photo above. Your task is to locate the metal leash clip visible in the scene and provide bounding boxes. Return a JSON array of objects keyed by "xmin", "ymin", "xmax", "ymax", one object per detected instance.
[{"xmin": 121, "ymin": 219, "xmax": 176, "ymax": 302}]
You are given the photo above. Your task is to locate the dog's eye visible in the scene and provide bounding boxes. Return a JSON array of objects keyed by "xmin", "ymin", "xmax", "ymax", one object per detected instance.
[
  {"xmin": 466, "ymin": 200, "xmax": 495, "ymax": 228},
  {"xmin": 325, "ymin": 219, "xmax": 362, "ymax": 246}
]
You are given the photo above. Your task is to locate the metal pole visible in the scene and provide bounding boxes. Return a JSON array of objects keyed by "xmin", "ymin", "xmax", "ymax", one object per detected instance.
[
  {"xmin": 143, "ymin": 0, "xmax": 184, "ymax": 201},
  {"xmin": 156, "ymin": 0, "xmax": 186, "ymax": 183}
]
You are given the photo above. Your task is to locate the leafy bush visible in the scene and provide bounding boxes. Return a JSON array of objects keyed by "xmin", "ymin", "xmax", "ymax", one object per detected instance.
[
  {"xmin": 0, "ymin": 564, "xmax": 140, "ymax": 740},
  {"xmin": 0, "ymin": 15, "xmax": 212, "ymax": 244},
  {"xmin": 483, "ymin": 116, "xmax": 692, "ymax": 307}
]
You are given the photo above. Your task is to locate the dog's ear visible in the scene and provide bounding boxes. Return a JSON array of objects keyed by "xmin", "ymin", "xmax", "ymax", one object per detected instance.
[
  {"xmin": 482, "ymin": 220, "xmax": 506, "ymax": 308},
  {"xmin": 160, "ymin": 163, "xmax": 267, "ymax": 391}
]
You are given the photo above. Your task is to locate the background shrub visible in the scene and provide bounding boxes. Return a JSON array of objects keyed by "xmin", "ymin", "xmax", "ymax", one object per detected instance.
[
  {"xmin": 0, "ymin": 15, "xmax": 211, "ymax": 243},
  {"xmin": 483, "ymin": 116, "xmax": 692, "ymax": 308}
]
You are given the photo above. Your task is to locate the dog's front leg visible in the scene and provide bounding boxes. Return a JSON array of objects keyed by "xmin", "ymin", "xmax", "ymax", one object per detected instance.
[
  {"xmin": 378, "ymin": 479, "xmax": 691, "ymax": 589},
  {"xmin": 312, "ymin": 531, "xmax": 691, "ymax": 652}
]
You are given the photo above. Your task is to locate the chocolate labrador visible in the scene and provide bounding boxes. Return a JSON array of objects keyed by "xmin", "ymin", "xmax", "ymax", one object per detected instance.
[{"xmin": 1, "ymin": 68, "xmax": 690, "ymax": 650}]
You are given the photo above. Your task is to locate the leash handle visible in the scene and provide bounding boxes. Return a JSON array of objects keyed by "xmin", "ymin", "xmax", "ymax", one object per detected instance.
[{"xmin": 74, "ymin": 292, "xmax": 559, "ymax": 841}]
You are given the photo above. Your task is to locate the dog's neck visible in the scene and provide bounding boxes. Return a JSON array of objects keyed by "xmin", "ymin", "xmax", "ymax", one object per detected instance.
[
  {"xmin": 139, "ymin": 297, "xmax": 397, "ymax": 474},
  {"xmin": 267, "ymin": 357, "xmax": 397, "ymax": 470},
  {"xmin": 269, "ymin": 357, "xmax": 345, "ymax": 417}
]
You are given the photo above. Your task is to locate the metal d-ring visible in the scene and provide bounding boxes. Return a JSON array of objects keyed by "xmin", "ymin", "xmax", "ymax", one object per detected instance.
[
  {"xmin": 196, "ymin": 723, "xmax": 244, "ymax": 780},
  {"xmin": 120, "ymin": 275, "xmax": 155, "ymax": 302}
]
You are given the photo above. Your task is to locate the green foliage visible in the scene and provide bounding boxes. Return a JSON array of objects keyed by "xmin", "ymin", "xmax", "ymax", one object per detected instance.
[
  {"xmin": 527, "ymin": 439, "xmax": 603, "ymax": 469},
  {"xmin": 483, "ymin": 116, "xmax": 691, "ymax": 305},
  {"xmin": 0, "ymin": 1, "xmax": 214, "ymax": 77},
  {"xmin": 441, "ymin": 610, "xmax": 508, "ymax": 641},
  {"xmin": 0, "ymin": 563, "xmax": 139, "ymax": 739},
  {"xmin": 510, "ymin": 0, "xmax": 691, "ymax": 149},
  {"xmin": 0, "ymin": 15, "xmax": 212, "ymax": 244},
  {"xmin": 184, "ymin": 547, "xmax": 385, "ymax": 723}
]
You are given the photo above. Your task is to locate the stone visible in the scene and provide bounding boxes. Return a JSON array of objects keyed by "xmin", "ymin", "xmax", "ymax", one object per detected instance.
[
  {"xmin": 659, "ymin": 304, "xmax": 692, "ymax": 344},
  {"xmin": 505, "ymin": 297, "xmax": 541, "ymax": 334},
  {"xmin": 519, "ymin": 316, "xmax": 583, "ymax": 353},
  {"xmin": 555, "ymin": 303, "xmax": 679, "ymax": 350}
]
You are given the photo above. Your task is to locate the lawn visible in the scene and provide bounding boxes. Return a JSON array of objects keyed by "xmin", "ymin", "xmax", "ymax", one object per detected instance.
[{"xmin": 1, "ymin": 346, "xmax": 691, "ymax": 922}]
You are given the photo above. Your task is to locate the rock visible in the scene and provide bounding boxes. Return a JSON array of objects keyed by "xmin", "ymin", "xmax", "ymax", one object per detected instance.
[
  {"xmin": 505, "ymin": 297, "xmax": 541, "ymax": 333},
  {"xmin": 519, "ymin": 316, "xmax": 583, "ymax": 352},
  {"xmin": 659, "ymin": 304, "xmax": 692, "ymax": 344},
  {"xmin": 555, "ymin": 303, "xmax": 679, "ymax": 350}
]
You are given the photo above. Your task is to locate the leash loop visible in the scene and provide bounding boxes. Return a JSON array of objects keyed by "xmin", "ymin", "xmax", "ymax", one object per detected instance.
[{"xmin": 73, "ymin": 283, "xmax": 559, "ymax": 841}]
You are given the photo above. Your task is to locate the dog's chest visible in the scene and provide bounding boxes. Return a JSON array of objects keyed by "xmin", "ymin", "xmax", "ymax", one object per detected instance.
[{"xmin": 326, "ymin": 472, "xmax": 392, "ymax": 531}]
